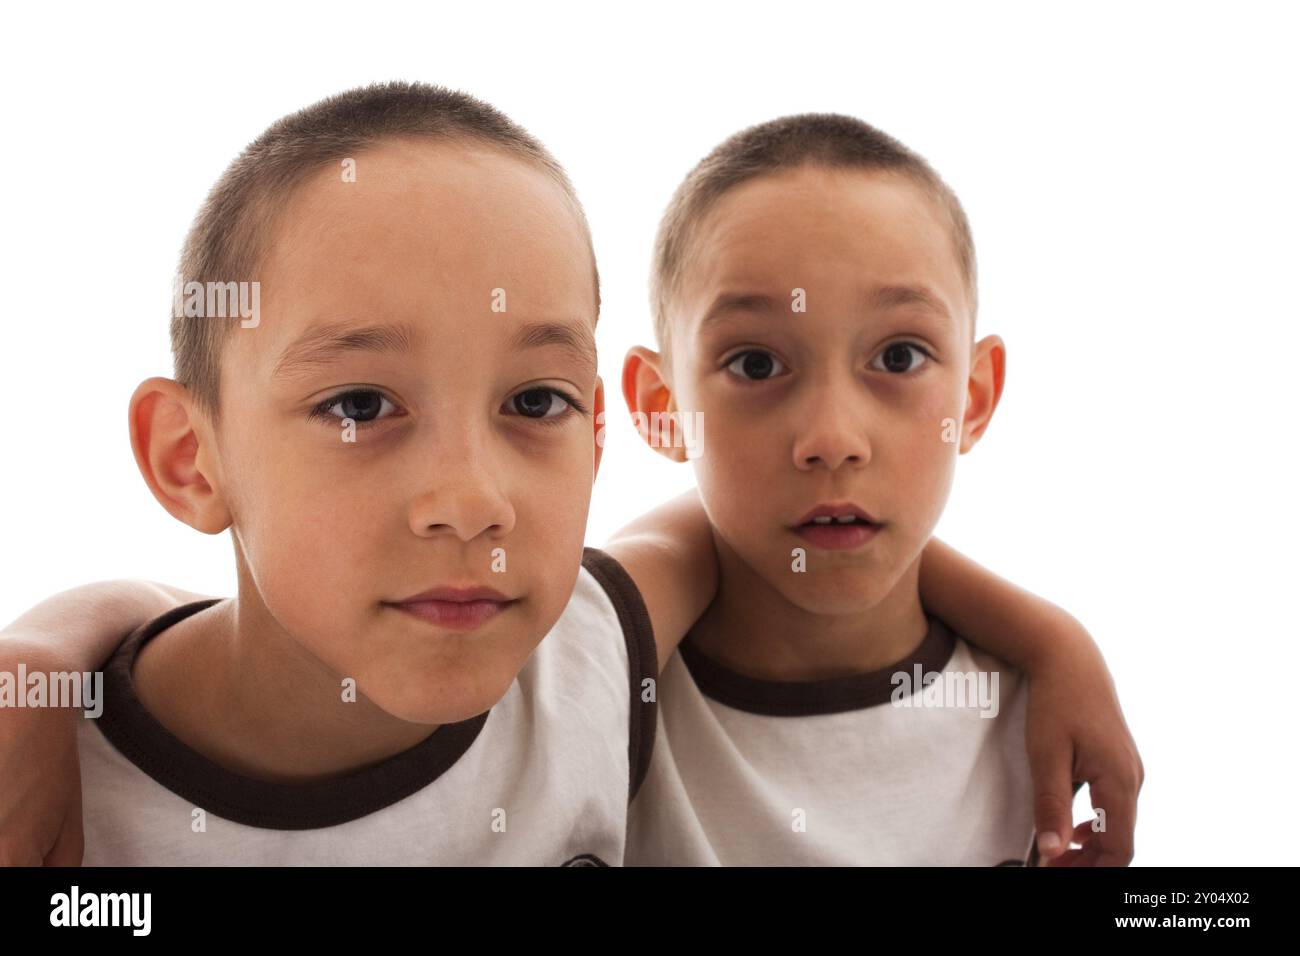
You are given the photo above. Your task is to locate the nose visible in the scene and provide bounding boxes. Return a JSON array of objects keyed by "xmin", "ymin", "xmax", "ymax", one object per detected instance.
[
  {"xmin": 791, "ymin": 381, "xmax": 872, "ymax": 472},
  {"xmin": 406, "ymin": 421, "xmax": 516, "ymax": 542}
]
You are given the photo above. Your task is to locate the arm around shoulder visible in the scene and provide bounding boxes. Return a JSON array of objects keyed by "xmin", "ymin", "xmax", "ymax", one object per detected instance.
[
  {"xmin": 1, "ymin": 579, "xmax": 212, "ymax": 672},
  {"xmin": 603, "ymin": 489, "xmax": 719, "ymax": 673}
]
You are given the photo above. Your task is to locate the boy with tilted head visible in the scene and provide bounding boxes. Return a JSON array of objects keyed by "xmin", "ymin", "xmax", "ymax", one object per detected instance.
[{"xmin": 53, "ymin": 83, "xmax": 668, "ymax": 864}]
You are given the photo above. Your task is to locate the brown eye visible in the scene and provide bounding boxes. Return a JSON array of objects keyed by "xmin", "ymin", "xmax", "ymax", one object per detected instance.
[
  {"xmin": 873, "ymin": 343, "xmax": 929, "ymax": 374},
  {"xmin": 513, "ymin": 388, "xmax": 554, "ymax": 417},
  {"xmin": 505, "ymin": 387, "xmax": 575, "ymax": 420},
  {"xmin": 726, "ymin": 350, "xmax": 785, "ymax": 380},
  {"xmin": 313, "ymin": 389, "xmax": 397, "ymax": 423}
]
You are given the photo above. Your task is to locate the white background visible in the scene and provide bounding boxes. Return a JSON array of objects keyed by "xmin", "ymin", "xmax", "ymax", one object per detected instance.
[{"xmin": 2, "ymin": 0, "xmax": 1295, "ymax": 866}]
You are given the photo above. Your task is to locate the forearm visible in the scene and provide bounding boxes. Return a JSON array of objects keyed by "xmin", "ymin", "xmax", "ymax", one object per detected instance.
[
  {"xmin": 919, "ymin": 539, "xmax": 1142, "ymax": 865},
  {"xmin": 917, "ymin": 537, "xmax": 1097, "ymax": 672},
  {"xmin": 604, "ymin": 489, "xmax": 720, "ymax": 671},
  {"xmin": 0, "ymin": 580, "xmax": 214, "ymax": 865},
  {"xmin": 0, "ymin": 580, "xmax": 205, "ymax": 671}
]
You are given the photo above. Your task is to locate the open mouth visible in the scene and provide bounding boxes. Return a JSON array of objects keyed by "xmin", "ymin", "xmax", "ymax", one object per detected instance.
[{"xmin": 791, "ymin": 506, "xmax": 882, "ymax": 550}]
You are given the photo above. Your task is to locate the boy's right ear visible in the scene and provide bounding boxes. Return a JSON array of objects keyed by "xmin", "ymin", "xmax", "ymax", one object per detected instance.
[
  {"xmin": 622, "ymin": 345, "xmax": 687, "ymax": 463},
  {"xmin": 128, "ymin": 378, "xmax": 232, "ymax": 534}
]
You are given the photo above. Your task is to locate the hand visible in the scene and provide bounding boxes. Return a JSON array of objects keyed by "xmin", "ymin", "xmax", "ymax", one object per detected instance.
[
  {"xmin": 1025, "ymin": 637, "xmax": 1144, "ymax": 866},
  {"xmin": 0, "ymin": 643, "xmax": 85, "ymax": 866}
]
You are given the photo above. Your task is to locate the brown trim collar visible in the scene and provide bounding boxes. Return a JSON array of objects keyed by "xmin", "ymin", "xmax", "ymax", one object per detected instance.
[
  {"xmin": 677, "ymin": 615, "xmax": 958, "ymax": 717},
  {"xmin": 93, "ymin": 599, "xmax": 489, "ymax": 831},
  {"xmin": 580, "ymin": 547, "xmax": 658, "ymax": 804}
]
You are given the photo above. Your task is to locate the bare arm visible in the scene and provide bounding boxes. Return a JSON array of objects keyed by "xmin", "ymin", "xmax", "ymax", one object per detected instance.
[
  {"xmin": 0, "ymin": 579, "xmax": 212, "ymax": 865},
  {"xmin": 918, "ymin": 537, "xmax": 1144, "ymax": 866},
  {"xmin": 603, "ymin": 489, "xmax": 719, "ymax": 674},
  {"xmin": 1, "ymin": 580, "xmax": 209, "ymax": 671},
  {"xmin": 919, "ymin": 537, "xmax": 1089, "ymax": 670}
]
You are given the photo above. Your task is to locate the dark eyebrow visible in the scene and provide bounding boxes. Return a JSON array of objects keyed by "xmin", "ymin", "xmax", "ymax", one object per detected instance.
[
  {"xmin": 507, "ymin": 321, "xmax": 598, "ymax": 380},
  {"xmin": 274, "ymin": 322, "xmax": 416, "ymax": 378},
  {"xmin": 699, "ymin": 293, "xmax": 779, "ymax": 331},
  {"xmin": 870, "ymin": 284, "xmax": 951, "ymax": 320},
  {"xmin": 700, "ymin": 286, "xmax": 951, "ymax": 332}
]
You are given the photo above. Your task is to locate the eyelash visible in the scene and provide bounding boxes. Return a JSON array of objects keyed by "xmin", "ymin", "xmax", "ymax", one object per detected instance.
[
  {"xmin": 871, "ymin": 341, "xmax": 934, "ymax": 374},
  {"xmin": 722, "ymin": 349, "xmax": 787, "ymax": 381},
  {"xmin": 503, "ymin": 386, "xmax": 589, "ymax": 425},
  {"xmin": 306, "ymin": 387, "xmax": 589, "ymax": 428},
  {"xmin": 721, "ymin": 342, "xmax": 934, "ymax": 379},
  {"xmin": 307, "ymin": 389, "xmax": 400, "ymax": 426}
]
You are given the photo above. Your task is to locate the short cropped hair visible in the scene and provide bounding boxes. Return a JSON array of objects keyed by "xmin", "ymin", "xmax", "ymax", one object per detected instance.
[
  {"xmin": 650, "ymin": 113, "xmax": 977, "ymax": 350},
  {"xmin": 173, "ymin": 81, "xmax": 598, "ymax": 417}
]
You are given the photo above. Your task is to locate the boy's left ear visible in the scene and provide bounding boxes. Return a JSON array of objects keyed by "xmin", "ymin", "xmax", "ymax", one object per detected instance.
[
  {"xmin": 622, "ymin": 345, "xmax": 687, "ymax": 463},
  {"xmin": 960, "ymin": 335, "xmax": 1007, "ymax": 453}
]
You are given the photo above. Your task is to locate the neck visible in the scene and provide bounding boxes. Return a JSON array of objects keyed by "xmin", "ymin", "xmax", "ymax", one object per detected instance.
[
  {"xmin": 133, "ymin": 591, "xmax": 437, "ymax": 784},
  {"xmin": 689, "ymin": 541, "xmax": 929, "ymax": 682}
]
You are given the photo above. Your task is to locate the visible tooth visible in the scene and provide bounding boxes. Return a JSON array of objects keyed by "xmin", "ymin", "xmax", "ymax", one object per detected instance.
[
  {"xmin": 834, "ymin": 515, "xmax": 856, "ymax": 524},
  {"xmin": 811, "ymin": 516, "xmax": 833, "ymax": 524}
]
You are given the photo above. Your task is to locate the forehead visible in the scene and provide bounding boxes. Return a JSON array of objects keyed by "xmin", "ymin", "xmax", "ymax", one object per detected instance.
[
  {"xmin": 242, "ymin": 139, "xmax": 595, "ymax": 365},
  {"xmin": 680, "ymin": 165, "xmax": 968, "ymax": 327}
]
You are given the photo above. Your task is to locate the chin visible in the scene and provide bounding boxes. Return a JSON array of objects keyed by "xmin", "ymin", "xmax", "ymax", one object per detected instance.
[
  {"xmin": 781, "ymin": 568, "xmax": 896, "ymax": 615},
  {"xmin": 365, "ymin": 659, "xmax": 519, "ymax": 726},
  {"xmin": 370, "ymin": 681, "xmax": 507, "ymax": 726}
]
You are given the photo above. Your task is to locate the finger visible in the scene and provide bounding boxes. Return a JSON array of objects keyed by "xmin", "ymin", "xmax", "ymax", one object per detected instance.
[
  {"xmin": 1027, "ymin": 734, "xmax": 1075, "ymax": 862},
  {"xmin": 1083, "ymin": 773, "xmax": 1138, "ymax": 866},
  {"xmin": 1039, "ymin": 822, "xmax": 1099, "ymax": 867},
  {"xmin": 1045, "ymin": 821, "xmax": 1115, "ymax": 867},
  {"xmin": 1059, "ymin": 843, "xmax": 1106, "ymax": 867}
]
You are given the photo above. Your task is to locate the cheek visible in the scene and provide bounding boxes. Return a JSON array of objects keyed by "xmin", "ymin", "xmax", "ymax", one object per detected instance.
[
  {"xmin": 220, "ymin": 426, "xmax": 397, "ymax": 626},
  {"xmin": 692, "ymin": 415, "xmax": 787, "ymax": 562},
  {"xmin": 228, "ymin": 413, "xmax": 598, "ymax": 654},
  {"xmin": 523, "ymin": 418, "xmax": 595, "ymax": 514},
  {"xmin": 502, "ymin": 430, "xmax": 594, "ymax": 616},
  {"xmin": 887, "ymin": 410, "xmax": 959, "ymax": 536},
  {"xmin": 693, "ymin": 401, "xmax": 760, "ymax": 476}
]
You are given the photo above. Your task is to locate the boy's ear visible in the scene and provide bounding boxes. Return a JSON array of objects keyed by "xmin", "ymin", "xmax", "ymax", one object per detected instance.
[
  {"xmin": 960, "ymin": 335, "xmax": 1007, "ymax": 454},
  {"xmin": 622, "ymin": 345, "xmax": 687, "ymax": 463},
  {"xmin": 128, "ymin": 377, "xmax": 232, "ymax": 534}
]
